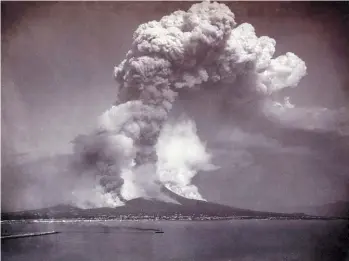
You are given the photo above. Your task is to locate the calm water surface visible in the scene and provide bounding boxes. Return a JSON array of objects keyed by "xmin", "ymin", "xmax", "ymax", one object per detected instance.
[{"xmin": 1, "ymin": 220, "xmax": 348, "ymax": 261}]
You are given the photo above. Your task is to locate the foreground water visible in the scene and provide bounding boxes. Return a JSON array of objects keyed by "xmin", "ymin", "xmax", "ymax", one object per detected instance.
[{"xmin": 1, "ymin": 220, "xmax": 348, "ymax": 261}]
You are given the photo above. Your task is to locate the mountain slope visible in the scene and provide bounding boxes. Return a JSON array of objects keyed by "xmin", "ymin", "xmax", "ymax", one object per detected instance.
[
  {"xmin": 295, "ymin": 201, "xmax": 349, "ymax": 217},
  {"xmin": 2, "ymin": 188, "xmax": 311, "ymax": 220}
]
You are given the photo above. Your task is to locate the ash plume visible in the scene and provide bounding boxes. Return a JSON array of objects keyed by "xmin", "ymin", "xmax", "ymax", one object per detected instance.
[
  {"xmin": 72, "ymin": 1, "xmax": 307, "ymax": 207},
  {"xmin": 263, "ymin": 97, "xmax": 349, "ymax": 136},
  {"xmin": 156, "ymin": 116, "xmax": 218, "ymax": 200}
]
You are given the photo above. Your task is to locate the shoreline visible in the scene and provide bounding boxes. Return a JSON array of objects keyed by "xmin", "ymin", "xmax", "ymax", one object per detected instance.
[{"xmin": 1, "ymin": 216, "xmax": 348, "ymax": 224}]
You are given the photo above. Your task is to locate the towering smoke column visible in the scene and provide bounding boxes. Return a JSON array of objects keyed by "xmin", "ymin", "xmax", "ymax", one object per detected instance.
[
  {"xmin": 156, "ymin": 117, "xmax": 218, "ymax": 200},
  {"xmin": 73, "ymin": 1, "xmax": 307, "ymax": 207}
]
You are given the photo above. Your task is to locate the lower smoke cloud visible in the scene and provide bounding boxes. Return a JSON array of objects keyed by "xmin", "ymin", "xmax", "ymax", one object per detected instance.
[
  {"xmin": 263, "ymin": 97, "xmax": 349, "ymax": 135},
  {"xmin": 71, "ymin": 1, "xmax": 309, "ymax": 207},
  {"xmin": 156, "ymin": 117, "xmax": 218, "ymax": 201}
]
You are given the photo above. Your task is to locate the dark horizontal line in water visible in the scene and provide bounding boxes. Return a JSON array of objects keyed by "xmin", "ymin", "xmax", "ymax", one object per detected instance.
[
  {"xmin": 63, "ymin": 227, "xmax": 164, "ymax": 234},
  {"xmin": 1, "ymin": 231, "xmax": 60, "ymax": 240},
  {"xmin": 1, "ymin": 228, "xmax": 164, "ymax": 238}
]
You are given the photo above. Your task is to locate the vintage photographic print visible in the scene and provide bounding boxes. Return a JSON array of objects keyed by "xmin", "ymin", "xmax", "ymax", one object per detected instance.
[{"xmin": 1, "ymin": 1, "xmax": 349, "ymax": 261}]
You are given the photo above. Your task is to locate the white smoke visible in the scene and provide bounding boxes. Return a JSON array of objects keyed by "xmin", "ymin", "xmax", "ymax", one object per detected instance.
[
  {"xmin": 71, "ymin": 184, "xmax": 125, "ymax": 209},
  {"xmin": 156, "ymin": 117, "xmax": 218, "ymax": 200},
  {"xmin": 72, "ymin": 1, "xmax": 308, "ymax": 207},
  {"xmin": 263, "ymin": 97, "xmax": 349, "ymax": 135}
]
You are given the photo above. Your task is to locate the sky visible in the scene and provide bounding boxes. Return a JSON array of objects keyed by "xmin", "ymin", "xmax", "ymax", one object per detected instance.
[{"xmin": 2, "ymin": 1, "xmax": 349, "ymax": 212}]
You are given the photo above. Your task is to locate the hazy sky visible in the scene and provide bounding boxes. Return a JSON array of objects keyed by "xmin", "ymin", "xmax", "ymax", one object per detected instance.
[{"xmin": 2, "ymin": 1, "xmax": 349, "ymax": 212}]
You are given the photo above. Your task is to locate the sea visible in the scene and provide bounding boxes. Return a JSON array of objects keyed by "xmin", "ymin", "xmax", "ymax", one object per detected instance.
[{"xmin": 1, "ymin": 219, "xmax": 348, "ymax": 261}]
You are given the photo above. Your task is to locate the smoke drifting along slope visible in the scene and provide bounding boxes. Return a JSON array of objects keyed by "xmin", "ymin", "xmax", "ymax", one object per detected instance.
[{"xmin": 72, "ymin": 1, "xmax": 307, "ymax": 207}]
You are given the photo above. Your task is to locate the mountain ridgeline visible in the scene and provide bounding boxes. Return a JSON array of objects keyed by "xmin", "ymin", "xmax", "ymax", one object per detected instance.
[{"xmin": 2, "ymin": 188, "xmax": 348, "ymax": 220}]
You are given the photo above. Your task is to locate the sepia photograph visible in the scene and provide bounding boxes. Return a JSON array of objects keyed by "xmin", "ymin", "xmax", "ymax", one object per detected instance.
[{"xmin": 1, "ymin": 1, "xmax": 349, "ymax": 260}]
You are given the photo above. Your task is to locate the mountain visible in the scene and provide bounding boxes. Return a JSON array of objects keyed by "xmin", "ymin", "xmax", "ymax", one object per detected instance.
[
  {"xmin": 1, "ymin": 200, "xmax": 299, "ymax": 220},
  {"xmin": 300, "ymin": 201, "xmax": 349, "ymax": 217},
  {"xmin": 1, "ymin": 187, "xmax": 315, "ymax": 220}
]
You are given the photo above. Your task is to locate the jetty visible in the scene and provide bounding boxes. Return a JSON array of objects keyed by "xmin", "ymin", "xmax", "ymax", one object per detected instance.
[{"xmin": 1, "ymin": 231, "xmax": 60, "ymax": 240}]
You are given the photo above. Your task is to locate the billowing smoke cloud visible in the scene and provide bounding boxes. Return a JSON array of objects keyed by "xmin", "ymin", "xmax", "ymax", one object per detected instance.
[
  {"xmin": 263, "ymin": 97, "xmax": 349, "ymax": 135},
  {"xmin": 156, "ymin": 116, "xmax": 218, "ymax": 200},
  {"xmin": 72, "ymin": 1, "xmax": 307, "ymax": 207}
]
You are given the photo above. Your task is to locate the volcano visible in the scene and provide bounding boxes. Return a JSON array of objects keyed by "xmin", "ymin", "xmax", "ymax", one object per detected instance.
[{"xmin": 2, "ymin": 186, "xmax": 316, "ymax": 220}]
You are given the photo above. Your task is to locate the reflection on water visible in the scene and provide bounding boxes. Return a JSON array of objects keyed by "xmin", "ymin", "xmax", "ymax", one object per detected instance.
[{"xmin": 1, "ymin": 220, "xmax": 348, "ymax": 261}]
